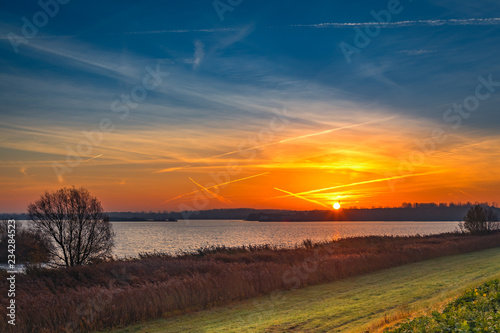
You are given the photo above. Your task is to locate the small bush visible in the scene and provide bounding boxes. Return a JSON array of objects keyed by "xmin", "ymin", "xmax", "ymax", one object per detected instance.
[
  {"xmin": 0, "ymin": 221, "xmax": 53, "ymax": 264},
  {"xmin": 459, "ymin": 205, "xmax": 499, "ymax": 235},
  {"xmin": 387, "ymin": 279, "xmax": 500, "ymax": 332}
]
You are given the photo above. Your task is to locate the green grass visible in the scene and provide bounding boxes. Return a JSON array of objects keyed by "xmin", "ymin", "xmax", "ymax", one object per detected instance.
[
  {"xmin": 388, "ymin": 279, "xmax": 500, "ymax": 332},
  {"xmin": 107, "ymin": 247, "xmax": 500, "ymax": 333}
]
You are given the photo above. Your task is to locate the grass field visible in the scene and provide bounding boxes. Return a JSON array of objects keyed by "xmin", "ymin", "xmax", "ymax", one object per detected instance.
[{"xmin": 108, "ymin": 247, "xmax": 500, "ymax": 333}]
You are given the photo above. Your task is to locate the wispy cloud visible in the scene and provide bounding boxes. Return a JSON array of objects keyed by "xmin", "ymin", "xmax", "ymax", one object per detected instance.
[
  {"xmin": 192, "ymin": 40, "xmax": 205, "ymax": 70},
  {"xmin": 153, "ymin": 117, "xmax": 396, "ymax": 174},
  {"xmin": 8, "ymin": 38, "xmax": 146, "ymax": 82},
  {"xmin": 399, "ymin": 49, "xmax": 436, "ymax": 55}
]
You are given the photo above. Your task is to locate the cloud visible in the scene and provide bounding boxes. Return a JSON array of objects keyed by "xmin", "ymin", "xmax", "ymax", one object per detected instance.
[
  {"xmin": 354, "ymin": 62, "xmax": 405, "ymax": 90},
  {"xmin": 399, "ymin": 49, "xmax": 436, "ymax": 55},
  {"xmin": 192, "ymin": 40, "xmax": 205, "ymax": 70},
  {"xmin": 2, "ymin": 37, "xmax": 146, "ymax": 83}
]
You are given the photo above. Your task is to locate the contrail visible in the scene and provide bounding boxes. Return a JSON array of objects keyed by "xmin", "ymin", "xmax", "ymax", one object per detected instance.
[
  {"xmin": 275, "ymin": 172, "xmax": 437, "ymax": 199},
  {"xmin": 5, "ymin": 18, "xmax": 499, "ymax": 40},
  {"xmin": 54, "ymin": 154, "xmax": 104, "ymax": 183},
  {"xmin": 189, "ymin": 177, "xmax": 231, "ymax": 204},
  {"xmin": 164, "ymin": 172, "xmax": 270, "ymax": 203},
  {"xmin": 291, "ymin": 18, "xmax": 500, "ymax": 29},
  {"xmin": 83, "ymin": 154, "xmax": 103, "ymax": 162},
  {"xmin": 0, "ymin": 28, "xmax": 239, "ymax": 40},
  {"xmin": 155, "ymin": 117, "xmax": 395, "ymax": 174},
  {"xmin": 274, "ymin": 187, "xmax": 330, "ymax": 208},
  {"xmin": 278, "ymin": 117, "xmax": 395, "ymax": 143},
  {"xmin": 450, "ymin": 187, "xmax": 474, "ymax": 198},
  {"xmin": 154, "ymin": 166, "xmax": 185, "ymax": 174}
]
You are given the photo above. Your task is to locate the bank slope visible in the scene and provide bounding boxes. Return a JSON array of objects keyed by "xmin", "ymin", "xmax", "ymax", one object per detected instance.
[{"xmin": 108, "ymin": 247, "xmax": 500, "ymax": 333}]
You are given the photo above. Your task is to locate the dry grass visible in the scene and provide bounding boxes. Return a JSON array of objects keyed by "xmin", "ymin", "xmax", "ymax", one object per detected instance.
[{"xmin": 1, "ymin": 232, "xmax": 500, "ymax": 332}]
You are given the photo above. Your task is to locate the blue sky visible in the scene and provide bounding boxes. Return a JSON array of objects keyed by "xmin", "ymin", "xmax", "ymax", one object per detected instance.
[{"xmin": 1, "ymin": 0, "xmax": 500, "ymax": 212}]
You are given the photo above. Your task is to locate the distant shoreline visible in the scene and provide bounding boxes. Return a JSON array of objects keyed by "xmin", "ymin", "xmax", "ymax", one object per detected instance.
[
  {"xmin": 3, "ymin": 204, "xmax": 498, "ymax": 222},
  {"xmin": 107, "ymin": 219, "xmax": 462, "ymax": 222}
]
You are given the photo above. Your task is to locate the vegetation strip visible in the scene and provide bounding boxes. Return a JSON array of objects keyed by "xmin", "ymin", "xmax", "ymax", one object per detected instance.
[
  {"xmin": 387, "ymin": 279, "xmax": 500, "ymax": 332},
  {"xmin": 3, "ymin": 232, "xmax": 500, "ymax": 332},
  {"xmin": 109, "ymin": 247, "xmax": 500, "ymax": 333}
]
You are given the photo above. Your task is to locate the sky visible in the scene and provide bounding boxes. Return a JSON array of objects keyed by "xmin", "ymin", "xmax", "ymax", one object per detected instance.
[{"xmin": 1, "ymin": 0, "xmax": 500, "ymax": 213}]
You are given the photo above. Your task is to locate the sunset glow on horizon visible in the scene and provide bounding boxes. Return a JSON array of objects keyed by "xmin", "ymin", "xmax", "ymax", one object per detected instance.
[{"xmin": 2, "ymin": 113, "xmax": 499, "ymax": 213}]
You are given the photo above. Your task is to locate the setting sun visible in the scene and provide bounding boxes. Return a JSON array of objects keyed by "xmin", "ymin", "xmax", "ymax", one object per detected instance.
[{"xmin": 333, "ymin": 202, "xmax": 341, "ymax": 210}]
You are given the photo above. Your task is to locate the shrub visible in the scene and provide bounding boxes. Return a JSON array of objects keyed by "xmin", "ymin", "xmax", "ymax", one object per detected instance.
[
  {"xmin": 459, "ymin": 205, "xmax": 499, "ymax": 235},
  {"xmin": 388, "ymin": 280, "xmax": 500, "ymax": 332},
  {"xmin": 0, "ymin": 221, "xmax": 53, "ymax": 264}
]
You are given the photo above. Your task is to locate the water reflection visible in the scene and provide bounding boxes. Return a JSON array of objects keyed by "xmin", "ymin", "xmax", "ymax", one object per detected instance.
[{"xmin": 112, "ymin": 220, "xmax": 459, "ymax": 258}]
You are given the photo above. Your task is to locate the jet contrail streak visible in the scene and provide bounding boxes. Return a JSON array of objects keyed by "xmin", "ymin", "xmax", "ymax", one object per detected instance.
[
  {"xmin": 164, "ymin": 172, "xmax": 270, "ymax": 203},
  {"xmin": 274, "ymin": 187, "xmax": 330, "ymax": 208},
  {"xmin": 154, "ymin": 166, "xmax": 186, "ymax": 174},
  {"xmin": 278, "ymin": 117, "xmax": 395, "ymax": 143},
  {"xmin": 291, "ymin": 18, "xmax": 500, "ymax": 29},
  {"xmin": 83, "ymin": 154, "xmax": 103, "ymax": 162},
  {"xmin": 189, "ymin": 177, "xmax": 231, "ymax": 204},
  {"xmin": 275, "ymin": 172, "xmax": 436, "ymax": 199},
  {"xmin": 451, "ymin": 187, "xmax": 474, "ymax": 198}
]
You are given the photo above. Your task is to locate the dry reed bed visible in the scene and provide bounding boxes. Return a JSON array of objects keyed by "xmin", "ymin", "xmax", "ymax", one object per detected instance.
[{"xmin": 1, "ymin": 232, "xmax": 500, "ymax": 332}]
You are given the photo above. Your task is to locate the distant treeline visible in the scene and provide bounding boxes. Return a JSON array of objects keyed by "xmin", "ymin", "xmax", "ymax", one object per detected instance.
[
  {"xmin": 2, "ymin": 203, "xmax": 498, "ymax": 222},
  {"xmin": 248, "ymin": 203, "xmax": 500, "ymax": 222},
  {"xmin": 106, "ymin": 209, "xmax": 283, "ymax": 221},
  {"xmin": 0, "ymin": 209, "xmax": 279, "ymax": 222}
]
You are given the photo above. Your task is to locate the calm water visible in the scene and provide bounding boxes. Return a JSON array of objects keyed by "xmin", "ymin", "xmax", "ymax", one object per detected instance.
[{"xmin": 112, "ymin": 220, "xmax": 460, "ymax": 258}]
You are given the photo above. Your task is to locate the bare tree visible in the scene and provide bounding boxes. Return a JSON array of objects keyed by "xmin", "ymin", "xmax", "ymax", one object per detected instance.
[
  {"xmin": 27, "ymin": 187, "xmax": 114, "ymax": 267},
  {"xmin": 459, "ymin": 205, "xmax": 499, "ymax": 235}
]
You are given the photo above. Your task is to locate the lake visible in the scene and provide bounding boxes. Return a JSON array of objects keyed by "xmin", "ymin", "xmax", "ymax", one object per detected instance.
[{"xmin": 112, "ymin": 220, "xmax": 460, "ymax": 258}]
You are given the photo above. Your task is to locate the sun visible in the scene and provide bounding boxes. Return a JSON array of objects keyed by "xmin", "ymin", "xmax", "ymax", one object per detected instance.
[{"xmin": 333, "ymin": 202, "xmax": 341, "ymax": 210}]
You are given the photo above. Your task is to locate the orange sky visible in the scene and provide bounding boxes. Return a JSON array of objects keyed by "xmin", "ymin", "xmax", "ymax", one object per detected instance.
[{"xmin": 2, "ymin": 109, "xmax": 499, "ymax": 213}]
